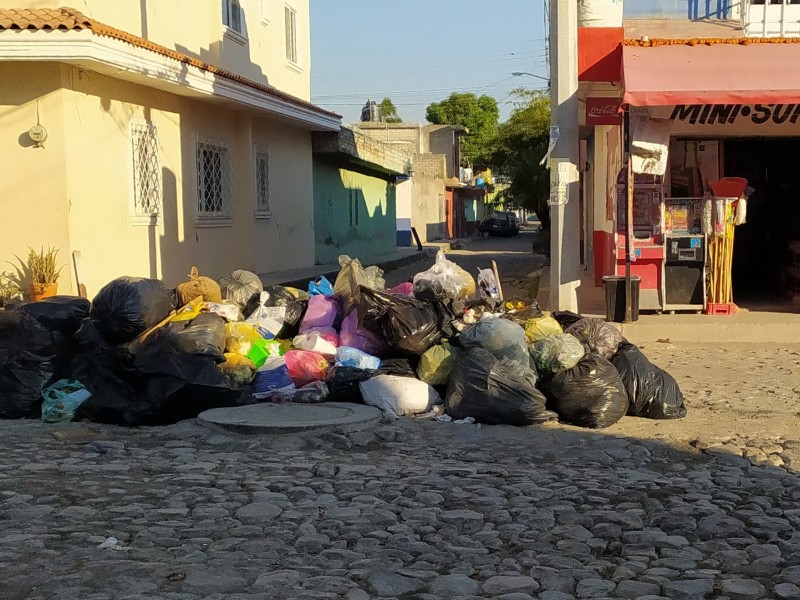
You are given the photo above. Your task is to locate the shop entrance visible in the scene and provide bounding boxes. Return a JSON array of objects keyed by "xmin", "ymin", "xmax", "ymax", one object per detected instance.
[{"xmin": 723, "ymin": 138, "xmax": 800, "ymax": 307}]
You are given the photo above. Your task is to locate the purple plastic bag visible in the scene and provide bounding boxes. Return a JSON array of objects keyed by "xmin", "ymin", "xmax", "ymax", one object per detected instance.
[
  {"xmin": 299, "ymin": 295, "xmax": 341, "ymax": 333},
  {"xmin": 339, "ymin": 310, "xmax": 390, "ymax": 357}
]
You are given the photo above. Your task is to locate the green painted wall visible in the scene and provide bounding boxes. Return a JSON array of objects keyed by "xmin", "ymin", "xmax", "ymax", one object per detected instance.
[{"xmin": 313, "ymin": 163, "xmax": 397, "ymax": 265}]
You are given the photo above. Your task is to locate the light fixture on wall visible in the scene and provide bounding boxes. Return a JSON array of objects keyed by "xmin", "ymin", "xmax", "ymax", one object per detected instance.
[{"xmin": 28, "ymin": 102, "xmax": 47, "ymax": 148}]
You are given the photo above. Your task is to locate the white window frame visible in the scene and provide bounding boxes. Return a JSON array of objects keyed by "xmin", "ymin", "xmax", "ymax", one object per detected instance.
[
  {"xmin": 130, "ymin": 122, "xmax": 162, "ymax": 226},
  {"xmin": 223, "ymin": 0, "xmax": 248, "ymax": 44},
  {"xmin": 259, "ymin": 0, "xmax": 270, "ymax": 25},
  {"xmin": 196, "ymin": 135, "xmax": 233, "ymax": 227},
  {"xmin": 284, "ymin": 4, "xmax": 298, "ymax": 65},
  {"xmin": 254, "ymin": 144, "xmax": 272, "ymax": 219}
]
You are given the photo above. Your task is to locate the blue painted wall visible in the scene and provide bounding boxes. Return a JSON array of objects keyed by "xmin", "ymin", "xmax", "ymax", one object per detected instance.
[{"xmin": 313, "ymin": 162, "xmax": 397, "ymax": 265}]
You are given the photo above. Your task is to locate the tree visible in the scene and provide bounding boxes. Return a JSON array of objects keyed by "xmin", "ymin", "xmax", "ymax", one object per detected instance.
[
  {"xmin": 491, "ymin": 89, "xmax": 551, "ymax": 247},
  {"xmin": 426, "ymin": 93, "xmax": 499, "ymax": 166},
  {"xmin": 379, "ymin": 97, "xmax": 402, "ymax": 123}
]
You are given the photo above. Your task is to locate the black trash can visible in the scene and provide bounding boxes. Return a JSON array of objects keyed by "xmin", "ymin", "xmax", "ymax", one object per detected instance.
[{"xmin": 602, "ymin": 275, "xmax": 641, "ymax": 323}]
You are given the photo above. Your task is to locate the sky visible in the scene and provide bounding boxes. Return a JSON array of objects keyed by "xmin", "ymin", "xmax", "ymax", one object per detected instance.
[{"xmin": 310, "ymin": 0, "xmax": 549, "ymax": 125}]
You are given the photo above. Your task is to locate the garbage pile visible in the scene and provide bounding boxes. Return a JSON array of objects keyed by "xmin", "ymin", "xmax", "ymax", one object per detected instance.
[{"xmin": 0, "ymin": 254, "xmax": 686, "ymax": 429}]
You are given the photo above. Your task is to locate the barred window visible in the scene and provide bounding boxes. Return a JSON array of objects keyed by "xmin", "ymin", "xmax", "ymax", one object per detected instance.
[
  {"xmin": 131, "ymin": 123, "xmax": 161, "ymax": 216},
  {"xmin": 196, "ymin": 137, "xmax": 233, "ymax": 219},
  {"xmin": 254, "ymin": 145, "xmax": 271, "ymax": 218}
]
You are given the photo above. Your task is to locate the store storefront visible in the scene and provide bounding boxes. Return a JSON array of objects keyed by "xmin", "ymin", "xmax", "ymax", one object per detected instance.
[{"xmin": 585, "ymin": 40, "xmax": 800, "ymax": 311}]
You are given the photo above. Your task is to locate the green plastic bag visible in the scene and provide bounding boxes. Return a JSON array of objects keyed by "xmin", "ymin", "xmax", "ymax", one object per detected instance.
[
  {"xmin": 41, "ymin": 379, "xmax": 92, "ymax": 423},
  {"xmin": 417, "ymin": 342, "xmax": 459, "ymax": 386},
  {"xmin": 523, "ymin": 312, "xmax": 563, "ymax": 344}
]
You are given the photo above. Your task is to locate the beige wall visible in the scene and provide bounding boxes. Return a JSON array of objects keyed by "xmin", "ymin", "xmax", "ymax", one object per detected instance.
[
  {"xmin": 0, "ymin": 62, "xmax": 73, "ymax": 291},
  {"xmin": 13, "ymin": 0, "xmax": 311, "ymax": 100},
  {"xmin": 0, "ymin": 62, "xmax": 314, "ymax": 297}
]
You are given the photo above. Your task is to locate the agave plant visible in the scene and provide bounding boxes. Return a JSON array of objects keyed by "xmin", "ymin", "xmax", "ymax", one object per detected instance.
[
  {"xmin": 0, "ymin": 270, "xmax": 22, "ymax": 304},
  {"xmin": 8, "ymin": 247, "xmax": 64, "ymax": 285}
]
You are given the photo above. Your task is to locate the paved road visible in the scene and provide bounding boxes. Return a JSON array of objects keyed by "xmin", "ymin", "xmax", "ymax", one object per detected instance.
[
  {"xmin": 386, "ymin": 231, "xmax": 545, "ymax": 300},
  {"xmin": 2, "ymin": 410, "xmax": 799, "ymax": 599}
]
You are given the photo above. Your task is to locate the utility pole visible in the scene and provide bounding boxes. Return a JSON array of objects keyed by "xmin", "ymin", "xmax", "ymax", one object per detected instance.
[{"xmin": 547, "ymin": 0, "xmax": 580, "ymax": 312}]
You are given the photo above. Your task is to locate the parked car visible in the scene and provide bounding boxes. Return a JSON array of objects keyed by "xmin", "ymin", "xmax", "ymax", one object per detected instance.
[{"xmin": 480, "ymin": 211, "xmax": 520, "ymax": 237}]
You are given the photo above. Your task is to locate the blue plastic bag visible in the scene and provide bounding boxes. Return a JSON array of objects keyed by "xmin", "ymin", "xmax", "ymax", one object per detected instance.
[
  {"xmin": 335, "ymin": 346, "xmax": 382, "ymax": 371},
  {"xmin": 41, "ymin": 379, "xmax": 92, "ymax": 423},
  {"xmin": 253, "ymin": 358, "xmax": 295, "ymax": 399},
  {"xmin": 308, "ymin": 276, "xmax": 334, "ymax": 297}
]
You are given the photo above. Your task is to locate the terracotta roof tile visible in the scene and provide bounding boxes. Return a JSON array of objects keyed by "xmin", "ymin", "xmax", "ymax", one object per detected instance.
[{"xmin": 0, "ymin": 6, "xmax": 340, "ymax": 120}]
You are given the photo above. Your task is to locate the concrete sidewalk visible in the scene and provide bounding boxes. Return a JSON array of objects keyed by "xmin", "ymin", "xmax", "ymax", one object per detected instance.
[
  {"xmin": 259, "ymin": 238, "xmax": 478, "ymax": 289},
  {"xmin": 537, "ymin": 266, "xmax": 800, "ymax": 343}
]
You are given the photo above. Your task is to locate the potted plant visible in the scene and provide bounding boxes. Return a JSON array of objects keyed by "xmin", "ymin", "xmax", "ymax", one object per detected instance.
[
  {"xmin": 10, "ymin": 247, "xmax": 64, "ymax": 301},
  {"xmin": 0, "ymin": 271, "xmax": 22, "ymax": 307}
]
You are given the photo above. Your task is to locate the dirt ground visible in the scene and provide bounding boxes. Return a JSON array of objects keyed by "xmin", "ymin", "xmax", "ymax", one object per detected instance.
[{"xmin": 388, "ymin": 231, "xmax": 800, "ymax": 461}]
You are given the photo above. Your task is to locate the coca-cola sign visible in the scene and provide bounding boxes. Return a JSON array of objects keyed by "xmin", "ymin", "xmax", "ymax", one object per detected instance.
[{"xmin": 586, "ymin": 97, "xmax": 622, "ymax": 125}]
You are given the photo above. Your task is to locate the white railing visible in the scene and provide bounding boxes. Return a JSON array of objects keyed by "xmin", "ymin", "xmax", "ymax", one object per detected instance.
[{"xmin": 743, "ymin": 0, "xmax": 800, "ymax": 37}]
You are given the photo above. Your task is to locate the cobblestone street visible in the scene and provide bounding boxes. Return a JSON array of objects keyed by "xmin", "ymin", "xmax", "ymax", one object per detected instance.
[{"xmin": 3, "ymin": 339, "xmax": 800, "ymax": 599}]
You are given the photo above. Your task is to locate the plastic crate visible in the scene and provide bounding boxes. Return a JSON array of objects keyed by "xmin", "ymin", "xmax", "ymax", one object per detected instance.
[{"xmin": 705, "ymin": 303, "xmax": 737, "ymax": 316}]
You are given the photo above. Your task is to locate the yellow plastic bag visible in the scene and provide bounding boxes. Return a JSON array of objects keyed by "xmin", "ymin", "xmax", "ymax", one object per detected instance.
[
  {"xmin": 417, "ymin": 341, "xmax": 459, "ymax": 386},
  {"xmin": 171, "ymin": 297, "xmax": 205, "ymax": 323},
  {"xmin": 225, "ymin": 322, "xmax": 263, "ymax": 356},
  {"xmin": 177, "ymin": 266, "xmax": 222, "ymax": 304},
  {"xmin": 523, "ymin": 312, "xmax": 563, "ymax": 344},
  {"xmin": 219, "ymin": 353, "xmax": 256, "ymax": 387},
  {"xmin": 284, "ymin": 287, "xmax": 310, "ymax": 302}
]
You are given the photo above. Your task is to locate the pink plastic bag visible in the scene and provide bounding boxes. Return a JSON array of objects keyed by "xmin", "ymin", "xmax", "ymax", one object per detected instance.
[
  {"xmin": 389, "ymin": 282, "xmax": 414, "ymax": 296},
  {"xmin": 299, "ymin": 295, "xmax": 341, "ymax": 333},
  {"xmin": 284, "ymin": 350, "xmax": 330, "ymax": 387},
  {"xmin": 339, "ymin": 310, "xmax": 390, "ymax": 357}
]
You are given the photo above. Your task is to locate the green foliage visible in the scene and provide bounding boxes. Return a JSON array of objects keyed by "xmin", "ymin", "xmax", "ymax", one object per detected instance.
[
  {"xmin": 379, "ymin": 97, "xmax": 402, "ymax": 123},
  {"xmin": 425, "ymin": 93, "xmax": 499, "ymax": 166},
  {"xmin": 491, "ymin": 89, "xmax": 551, "ymax": 233}
]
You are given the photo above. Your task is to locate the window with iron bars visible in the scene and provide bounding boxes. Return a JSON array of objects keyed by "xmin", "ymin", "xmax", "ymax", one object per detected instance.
[
  {"xmin": 131, "ymin": 123, "xmax": 162, "ymax": 216},
  {"xmin": 196, "ymin": 136, "xmax": 233, "ymax": 220},
  {"xmin": 254, "ymin": 145, "xmax": 271, "ymax": 218}
]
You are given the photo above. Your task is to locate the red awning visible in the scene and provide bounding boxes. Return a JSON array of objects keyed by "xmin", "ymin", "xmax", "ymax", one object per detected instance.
[{"xmin": 622, "ymin": 43, "xmax": 800, "ymax": 107}]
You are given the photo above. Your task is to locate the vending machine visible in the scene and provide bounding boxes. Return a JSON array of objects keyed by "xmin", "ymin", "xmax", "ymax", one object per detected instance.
[
  {"xmin": 615, "ymin": 172, "xmax": 665, "ymax": 311},
  {"xmin": 662, "ymin": 198, "xmax": 706, "ymax": 312}
]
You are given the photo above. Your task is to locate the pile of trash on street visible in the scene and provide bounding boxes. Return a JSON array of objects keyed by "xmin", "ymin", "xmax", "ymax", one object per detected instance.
[{"xmin": 0, "ymin": 252, "xmax": 686, "ymax": 428}]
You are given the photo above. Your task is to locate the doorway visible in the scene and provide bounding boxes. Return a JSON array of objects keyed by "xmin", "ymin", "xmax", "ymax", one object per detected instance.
[{"xmin": 723, "ymin": 138, "xmax": 800, "ymax": 307}]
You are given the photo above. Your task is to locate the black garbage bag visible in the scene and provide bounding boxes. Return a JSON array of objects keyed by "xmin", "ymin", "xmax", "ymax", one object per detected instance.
[
  {"xmin": 356, "ymin": 286, "xmax": 447, "ymax": 356},
  {"xmin": 445, "ymin": 347, "xmax": 555, "ymax": 426},
  {"xmin": 0, "ymin": 349, "xmax": 55, "ymax": 419},
  {"xmin": 90, "ymin": 277, "xmax": 176, "ymax": 345},
  {"xmin": 20, "ymin": 296, "xmax": 91, "ymax": 338},
  {"xmin": 166, "ymin": 313, "xmax": 226, "ymax": 362},
  {"xmin": 323, "ymin": 366, "xmax": 379, "ymax": 403},
  {"xmin": 552, "ymin": 310, "xmax": 583, "ymax": 329},
  {"xmin": 379, "ymin": 357, "xmax": 419, "ymax": 378},
  {"xmin": 566, "ymin": 317, "xmax": 623, "ymax": 360},
  {"xmin": 612, "ymin": 342, "xmax": 687, "ymax": 420},
  {"xmin": 0, "ymin": 310, "xmax": 61, "ymax": 356},
  {"xmin": 244, "ymin": 286, "xmax": 307, "ymax": 339},
  {"xmin": 539, "ymin": 354, "xmax": 629, "ymax": 429},
  {"xmin": 73, "ymin": 326, "xmax": 250, "ymax": 427}
]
